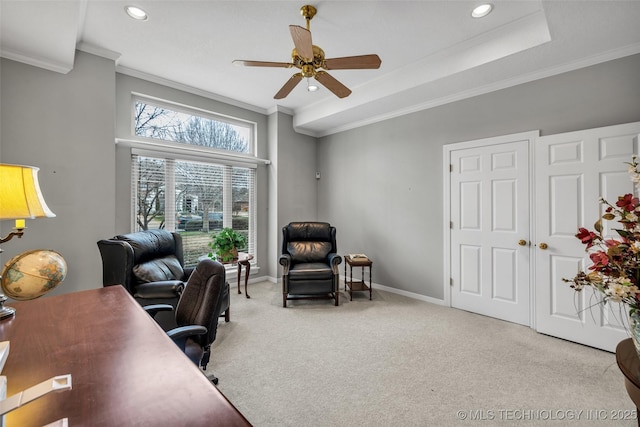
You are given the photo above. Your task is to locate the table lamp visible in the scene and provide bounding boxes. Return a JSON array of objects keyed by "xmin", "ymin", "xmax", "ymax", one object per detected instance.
[{"xmin": 0, "ymin": 164, "xmax": 56, "ymax": 319}]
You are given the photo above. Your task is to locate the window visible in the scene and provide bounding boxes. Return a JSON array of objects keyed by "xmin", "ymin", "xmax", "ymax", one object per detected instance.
[
  {"xmin": 131, "ymin": 97, "xmax": 257, "ymax": 267},
  {"xmin": 134, "ymin": 98, "xmax": 253, "ymax": 155}
]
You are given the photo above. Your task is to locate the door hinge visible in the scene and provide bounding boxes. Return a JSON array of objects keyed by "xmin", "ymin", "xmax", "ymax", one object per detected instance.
[
  {"xmin": 450, "ymin": 278, "xmax": 454, "ymax": 286},
  {"xmin": 450, "ymin": 164, "xmax": 453, "ymax": 172},
  {"xmin": 450, "ymin": 221, "xmax": 453, "ymax": 229}
]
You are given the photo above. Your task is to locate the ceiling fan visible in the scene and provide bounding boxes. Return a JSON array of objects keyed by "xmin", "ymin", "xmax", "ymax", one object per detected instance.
[{"xmin": 233, "ymin": 5, "xmax": 382, "ymax": 100}]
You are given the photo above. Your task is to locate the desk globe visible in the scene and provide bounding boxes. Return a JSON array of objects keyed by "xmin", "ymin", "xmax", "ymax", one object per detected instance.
[{"xmin": 1, "ymin": 249, "xmax": 67, "ymax": 300}]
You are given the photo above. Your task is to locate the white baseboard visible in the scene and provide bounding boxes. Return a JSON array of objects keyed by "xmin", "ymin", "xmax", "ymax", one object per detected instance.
[
  {"xmin": 259, "ymin": 275, "xmax": 445, "ymax": 306},
  {"xmin": 370, "ymin": 282, "xmax": 446, "ymax": 306}
]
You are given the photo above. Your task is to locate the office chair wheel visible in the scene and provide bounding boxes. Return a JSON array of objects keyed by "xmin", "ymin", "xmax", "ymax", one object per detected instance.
[{"xmin": 207, "ymin": 373, "xmax": 219, "ymax": 385}]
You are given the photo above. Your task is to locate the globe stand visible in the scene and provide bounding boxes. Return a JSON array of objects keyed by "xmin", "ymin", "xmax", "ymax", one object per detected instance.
[
  {"xmin": 0, "ymin": 294, "xmax": 15, "ymax": 320},
  {"xmin": 0, "ymin": 230, "xmax": 23, "ymax": 320}
]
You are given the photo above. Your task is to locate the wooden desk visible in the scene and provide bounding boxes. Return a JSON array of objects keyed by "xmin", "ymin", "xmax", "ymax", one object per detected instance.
[
  {"xmin": 0, "ymin": 286, "xmax": 251, "ymax": 427},
  {"xmin": 616, "ymin": 338, "xmax": 640, "ymax": 426}
]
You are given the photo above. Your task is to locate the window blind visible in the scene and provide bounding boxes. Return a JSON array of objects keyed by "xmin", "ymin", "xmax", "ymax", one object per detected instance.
[{"xmin": 131, "ymin": 153, "xmax": 256, "ymax": 267}]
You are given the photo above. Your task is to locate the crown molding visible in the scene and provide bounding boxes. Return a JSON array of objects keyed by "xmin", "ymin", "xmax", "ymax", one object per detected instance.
[
  {"xmin": 76, "ymin": 42, "xmax": 121, "ymax": 63},
  {"xmin": 309, "ymin": 43, "xmax": 640, "ymax": 138},
  {"xmin": 115, "ymin": 66, "xmax": 269, "ymax": 116},
  {"xmin": 0, "ymin": 48, "xmax": 72, "ymax": 74}
]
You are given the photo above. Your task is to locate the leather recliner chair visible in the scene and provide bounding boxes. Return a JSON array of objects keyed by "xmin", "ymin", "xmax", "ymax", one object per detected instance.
[
  {"xmin": 279, "ymin": 222, "xmax": 342, "ymax": 307},
  {"xmin": 97, "ymin": 229, "xmax": 230, "ymax": 328}
]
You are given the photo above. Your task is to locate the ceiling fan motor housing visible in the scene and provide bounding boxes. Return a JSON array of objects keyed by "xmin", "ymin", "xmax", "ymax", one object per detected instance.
[{"xmin": 292, "ymin": 45, "xmax": 325, "ymax": 71}]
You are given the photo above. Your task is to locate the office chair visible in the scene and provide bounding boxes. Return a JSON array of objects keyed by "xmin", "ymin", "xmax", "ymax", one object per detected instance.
[{"xmin": 145, "ymin": 258, "xmax": 229, "ymax": 384}]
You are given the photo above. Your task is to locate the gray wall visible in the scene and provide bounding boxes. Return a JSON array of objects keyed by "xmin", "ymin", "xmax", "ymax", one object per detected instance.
[
  {"xmin": 2, "ymin": 49, "xmax": 640, "ymax": 303},
  {"xmin": 0, "ymin": 51, "xmax": 116, "ymax": 295},
  {"xmin": 0, "ymin": 51, "xmax": 318, "ymax": 295},
  {"xmin": 270, "ymin": 111, "xmax": 318, "ymax": 278},
  {"xmin": 318, "ymin": 53, "xmax": 640, "ymax": 300}
]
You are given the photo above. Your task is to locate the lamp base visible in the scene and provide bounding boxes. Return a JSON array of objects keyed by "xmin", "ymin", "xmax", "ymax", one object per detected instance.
[{"xmin": 0, "ymin": 295, "xmax": 15, "ymax": 320}]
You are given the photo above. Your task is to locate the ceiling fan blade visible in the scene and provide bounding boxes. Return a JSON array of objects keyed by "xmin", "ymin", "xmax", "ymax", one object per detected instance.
[
  {"xmin": 315, "ymin": 71, "xmax": 352, "ymax": 98},
  {"xmin": 289, "ymin": 25, "xmax": 313, "ymax": 61},
  {"xmin": 233, "ymin": 60, "xmax": 292, "ymax": 68},
  {"xmin": 274, "ymin": 73, "xmax": 303, "ymax": 99},
  {"xmin": 324, "ymin": 54, "xmax": 382, "ymax": 70}
]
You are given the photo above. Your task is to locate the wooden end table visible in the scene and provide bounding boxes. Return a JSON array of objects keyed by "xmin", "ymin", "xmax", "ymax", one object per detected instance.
[
  {"xmin": 616, "ymin": 338, "xmax": 640, "ymax": 426},
  {"xmin": 220, "ymin": 252, "xmax": 254, "ymax": 298},
  {"xmin": 344, "ymin": 255, "xmax": 373, "ymax": 301}
]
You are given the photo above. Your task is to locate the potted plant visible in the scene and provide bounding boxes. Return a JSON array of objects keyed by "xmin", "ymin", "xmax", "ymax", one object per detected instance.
[{"xmin": 208, "ymin": 227, "xmax": 246, "ymax": 263}]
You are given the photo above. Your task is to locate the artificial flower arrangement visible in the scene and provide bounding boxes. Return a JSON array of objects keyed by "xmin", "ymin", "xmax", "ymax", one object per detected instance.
[{"xmin": 563, "ymin": 157, "xmax": 640, "ymax": 317}]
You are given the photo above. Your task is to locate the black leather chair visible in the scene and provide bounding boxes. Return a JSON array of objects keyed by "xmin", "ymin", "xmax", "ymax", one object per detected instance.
[
  {"xmin": 97, "ymin": 229, "xmax": 229, "ymax": 328},
  {"xmin": 145, "ymin": 258, "xmax": 228, "ymax": 384},
  {"xmin": 279, "ymin": 221, "xmax": 342, "ymax": 307}
]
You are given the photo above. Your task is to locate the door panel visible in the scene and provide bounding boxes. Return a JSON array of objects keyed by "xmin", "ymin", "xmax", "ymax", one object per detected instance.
[
  {"xmin": 535, "ymin": 122, "xmax": 640, "ymax": 352},
  {"xmin": 450, "ymin": 137, "xmax": 530, "ymax": 326}
]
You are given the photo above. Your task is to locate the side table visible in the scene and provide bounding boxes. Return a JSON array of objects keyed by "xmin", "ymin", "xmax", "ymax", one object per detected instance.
[
  {"xmin": 220, "ymin": 252, "xmax": 254, "ymax": 299},
  {"xmin": 344, "ymin": 255, "xmax": 372, "ymax": 301},
  {"xmin": 615, "ymin": 338, "xmax": 640, "ymax": 426}
]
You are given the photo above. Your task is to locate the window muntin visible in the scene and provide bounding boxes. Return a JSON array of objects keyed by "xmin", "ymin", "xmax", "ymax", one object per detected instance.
[{"xmin": 134, "ymin": 98, "xmax": 254, "ymax": 155}]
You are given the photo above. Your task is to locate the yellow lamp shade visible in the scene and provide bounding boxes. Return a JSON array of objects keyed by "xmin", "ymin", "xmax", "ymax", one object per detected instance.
[{"xmin": 0, "ymin": 164, "xmax": 55, "ymax": 219}]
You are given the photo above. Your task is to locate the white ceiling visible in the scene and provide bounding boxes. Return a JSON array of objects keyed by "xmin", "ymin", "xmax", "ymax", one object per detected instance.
[{"xmin": 2, "ymin": 1, "xmax": 640, "ymax": 137}]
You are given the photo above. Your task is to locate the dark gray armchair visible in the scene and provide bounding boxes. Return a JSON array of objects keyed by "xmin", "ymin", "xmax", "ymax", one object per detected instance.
[{"xmin": 279, "ymin": 222, "xmax": 342, "ymax": 307}]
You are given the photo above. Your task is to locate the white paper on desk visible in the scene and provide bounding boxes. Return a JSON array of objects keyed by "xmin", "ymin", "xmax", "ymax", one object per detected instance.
[{"xmin": 0, "ymin": 342, "xmax": 9, "ymax": 374}]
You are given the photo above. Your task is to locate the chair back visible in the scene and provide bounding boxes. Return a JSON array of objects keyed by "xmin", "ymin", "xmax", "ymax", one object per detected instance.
[
  {"xmin": 97, "ymin": 229, "xmax": 186, "ymax": 293},
  {"xmin": 175, "ymin": 258, "xmax": 226, "ymax": 347},
  {"xmin": 282, "ymin": 222, "xmax": 337, "ymax": 263},
  {"xmin": 118, "ymin": 229, "xmax": 185, "ymax": 266}
]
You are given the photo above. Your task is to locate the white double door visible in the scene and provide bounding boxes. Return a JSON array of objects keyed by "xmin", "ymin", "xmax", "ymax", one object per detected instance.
[
  {"xmin": 449, "ymin": 132, "xmax": 534, "ymax": 327},
  {"xmin": 447, "ymin": 122, "xmax": 640, "ymax": 352}
]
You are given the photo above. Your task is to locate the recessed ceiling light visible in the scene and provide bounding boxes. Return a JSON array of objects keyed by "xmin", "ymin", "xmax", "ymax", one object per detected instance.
[
  {"xmin": 471, "ymin": 3, "xmax": 493, "ymax": 18},
  {"xmin": 125, "ymin": 6, "xmax": 148, "ymax": 21}
]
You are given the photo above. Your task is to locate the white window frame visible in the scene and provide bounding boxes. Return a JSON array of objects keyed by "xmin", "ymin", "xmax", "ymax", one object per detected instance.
[
  {"xmin": 127, "ymin": 93, "xmax": 262, "ymax": 269},
  {"xmin": 132, "ymin": 93, "xmax": 257, "ymax": 157}
]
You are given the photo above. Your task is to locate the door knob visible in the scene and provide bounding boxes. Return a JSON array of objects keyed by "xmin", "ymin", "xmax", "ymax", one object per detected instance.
[
  {"xmin": 539, "ymin": 243, "xmax": 548, "ymax": 250},
  {"xmin": 518, "ymin": 240, "xmax": 527, "ymax": 246}
]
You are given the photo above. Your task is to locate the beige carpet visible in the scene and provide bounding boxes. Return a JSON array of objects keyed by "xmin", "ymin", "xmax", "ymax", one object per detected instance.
[{"xmin": 207, "ymin": 281, "xmax": 636, "ymax": 426}]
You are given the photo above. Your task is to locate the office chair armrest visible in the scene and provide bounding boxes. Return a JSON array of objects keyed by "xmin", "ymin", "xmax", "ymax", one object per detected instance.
[
  {"xmin": 143, "ymin": 303, "xmax": 174, "ymax": 318},
  {"xmin": 166, "ymin": 325, "xmax": 208, "ymax": 341}
]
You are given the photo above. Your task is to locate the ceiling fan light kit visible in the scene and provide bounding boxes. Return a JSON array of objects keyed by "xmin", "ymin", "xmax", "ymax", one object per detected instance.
[
  {"xmin": 306, "ymin": 78, "xmax": 319, "ymax": 92},
  {"xmin": 233, "ymin": 4, "xmax": 381, "ymax": 100}
]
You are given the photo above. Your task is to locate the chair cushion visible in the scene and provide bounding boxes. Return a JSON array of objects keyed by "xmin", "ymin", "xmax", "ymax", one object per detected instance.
[
  {"xmin": 116, "ymin": 229, "xmax": 178, "ymax": 264},
  {"xmin": 287, "ymin": 222, "xmax": 332, "ymax": 241},
  {"xmin": 288, "ymin": 241, "xmax": 332, "ymax": 263},
  {"xmin": 133, "ymin": 255, "xmax": 184, "ymax": 283},
  {"xmin": 289, "ymin": 262, "xmax": 333, "ymax": 280},
  {"xmin": 184, "ymin": 337, "xmax": 205, "ymax": 366}
]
